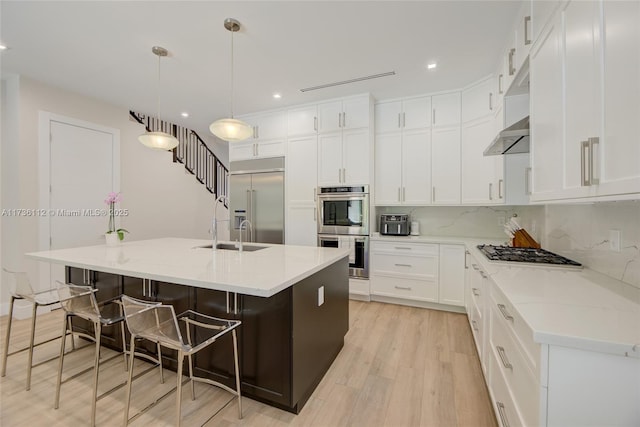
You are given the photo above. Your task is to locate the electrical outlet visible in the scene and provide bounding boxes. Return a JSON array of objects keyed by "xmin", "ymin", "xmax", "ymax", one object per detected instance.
[
  {"xmin": 609, "ymin": 230, "xmax": 621, "ymax": 252},
  {"xmin": 318, "ymin": 286, "xmax": 325, "ymax": 306}
]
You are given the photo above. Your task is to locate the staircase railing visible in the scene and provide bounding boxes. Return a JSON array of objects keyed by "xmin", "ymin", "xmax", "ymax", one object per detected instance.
[{"xmin": 129, "ymin": 111, "xmax": 228, "ymax": 202}]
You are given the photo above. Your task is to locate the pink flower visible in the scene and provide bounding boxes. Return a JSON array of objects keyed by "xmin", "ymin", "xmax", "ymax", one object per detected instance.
[{"xmin": 104, "ymin": 192, "xmax": 122, "ymax": 205}]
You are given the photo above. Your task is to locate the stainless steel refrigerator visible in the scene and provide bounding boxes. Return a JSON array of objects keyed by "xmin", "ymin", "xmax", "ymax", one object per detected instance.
[{"xmin": 229, "ymin": 157, "xmax": 284, "ymax": 244}]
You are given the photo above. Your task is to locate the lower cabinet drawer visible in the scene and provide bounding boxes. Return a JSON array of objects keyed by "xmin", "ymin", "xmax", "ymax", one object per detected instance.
[
  {"xmin": 371, "ymin": 252, "xmax": 437, "ymax": 277},
  {"xmin": 489, "ymin": 347, "xmax": 526, "ymax": 427},
  {"xmin": 490, "ymin": 303, "xmax": 540, "ymax": 426},
  {"xmin": 371, "ymin": 275, "xmax": 438, "ymax": 302},
  {"xmin": 468, "ymin": 304, "xmax": 485, "ymax": 365}
]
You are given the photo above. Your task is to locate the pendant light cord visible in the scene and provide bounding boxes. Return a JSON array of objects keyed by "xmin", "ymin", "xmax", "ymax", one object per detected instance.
[
  {"xmin": 230, "ymin": 26, "xmax": 235, "ymax": 119},
  {"xmin": 157, "ymin": 53, "xmax": 162, "ymax": 123}
]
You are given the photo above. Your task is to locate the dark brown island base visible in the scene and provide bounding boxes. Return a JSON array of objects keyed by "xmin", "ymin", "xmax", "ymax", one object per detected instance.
[{"xmin": 66, "ymin": 258, "xmax": 348, "ymax": 414}]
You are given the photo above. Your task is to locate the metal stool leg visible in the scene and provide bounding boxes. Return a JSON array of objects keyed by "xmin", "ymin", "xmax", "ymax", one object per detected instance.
[
  {"xmin": 1, "ymin": 296, "xmax": 16, "ymax": 377},
  {"xmin": 232, "ymin": 329, "xmax": 242, "ymax": 419},
  {"xmin": 54, "ymin": 313, "xmax": 69, "ymax": 409},
  {"xmin": 123, "ymin": 335, "xmax": 136, "ymax": 426},
  {"xmin": 176, "ymin": 351, "xmax": 184, "ymax": 427},
  {"xmin": 120, "ymin": 322, "xmax": 127, "ymax": 371},
  {"xmin": 68, "ymin": 317, "xmax": 76, "ymax": 351},
  {"xmin": 26, "ymin": 302, "xmax": 38, "ymax": 391},
  {"xmin": 90, "ymin": 322, "xmax": 102, "ymax": 427},
  {"xmin": 188, "ymin": 354, "xmax": 195, "ymax": 401},
  {"xmin": 157, "ymin": 342, "xmax": 164, "ymax": 384}
]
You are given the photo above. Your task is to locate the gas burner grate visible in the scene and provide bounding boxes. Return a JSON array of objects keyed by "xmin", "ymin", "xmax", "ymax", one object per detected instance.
[{"xmin": 477, "ymin": 245, "xmax": 582, "ymax": 267}]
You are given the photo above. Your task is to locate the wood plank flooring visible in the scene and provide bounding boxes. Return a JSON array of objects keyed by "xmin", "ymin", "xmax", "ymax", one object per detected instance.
[{"xmin": 0, "ymin": 301, "xmax": 496, "ymax": 427}]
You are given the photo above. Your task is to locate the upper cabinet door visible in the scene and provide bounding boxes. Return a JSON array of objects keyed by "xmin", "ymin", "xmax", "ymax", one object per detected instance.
[
  {"xmin": 256, "ymin": 111, "xmax": 287, "ymax": 141},
  {"xmin": 317, "ymin": 132, "xmax": 343, "ymax": 185},
  {"xmin": 375, "ymin": 101, "xmax": 402, "ymax": 134},
  {"xmin": 402, "ymin": 96, "xmax": 432, "ymax": 130},
  {"xmin": 431, "ymin": 92, "xmax": 461, "ymax": 127},
  {"xmin": 317, "ymin": 101, "xmax": 343, "ymax": 133},
  {"xmin": 531, "ymin": 0, "xmax": 560, "ymax": 44},
  {"xmin": 462, "ymin": 78, "xmax": 495, "ymax": 123},
  {"xmin": 514, "ymin": 0, "xmax": 533, "ymax": 72},
  {"xmin": 288, "ymin": 106, "xmax": 318, "ymax": 137},
  {"xmin": 431, "ymin": 126, "xmax": 461, "ymax": 205},
  {"xmin": 342, "ymin": 128, "xmax": 370, "ymax": 185},
  {"xmin": 598, "ymin": 0, "xmax": 640, "ymax": 196},
  {"xmin": 342, "ymin": 96, "xmax": 370, "ymax": 130},
  {"xmin": 287, "ymin": 135, "xmax": 318, "ymax": 204},
  {"xmin": 374, "ymin": 133, "xmax": 403, "ymax": 204},
  {"xmin": 401, "ymin": 129, "xmax": 432, "ymax": 204}
]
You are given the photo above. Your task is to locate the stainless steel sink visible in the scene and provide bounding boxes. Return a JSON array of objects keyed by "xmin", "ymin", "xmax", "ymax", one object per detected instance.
[{"xmin": 196, "ymin": 243, "xmax": 267, "ymax": 252}]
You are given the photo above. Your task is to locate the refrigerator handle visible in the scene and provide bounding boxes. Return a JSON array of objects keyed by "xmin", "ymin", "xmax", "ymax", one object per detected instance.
[
  {"xmin": 251, "ymin": 189, "xmax": 256, "ymax": 242},
  {"xmin": 245, "ymin": 189, "xmax": 251, "ymax": 241}
]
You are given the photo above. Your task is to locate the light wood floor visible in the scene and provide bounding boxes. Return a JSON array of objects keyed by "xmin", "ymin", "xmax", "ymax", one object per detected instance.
[{"xmin": 0, "ymin": 301, "xmax": 496, "ymax": 427}]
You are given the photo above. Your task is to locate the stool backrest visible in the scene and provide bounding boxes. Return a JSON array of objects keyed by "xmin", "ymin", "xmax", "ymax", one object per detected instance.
[
  {"xmin": 121, "ymin": 295, "xmax": 184, "ymax": 347},
  {"xmin": 2, "ymin": 268, "xmax": 35, "ymax": 298},
  {"xmin": 56, "ymin": 282, "xmax": 100, "ymax": 321}
]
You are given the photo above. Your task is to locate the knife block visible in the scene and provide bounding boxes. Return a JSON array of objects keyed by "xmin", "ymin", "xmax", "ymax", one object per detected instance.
[{"xmin": 512, "ymin": 229, "xmax": 541, "ymax": 249}]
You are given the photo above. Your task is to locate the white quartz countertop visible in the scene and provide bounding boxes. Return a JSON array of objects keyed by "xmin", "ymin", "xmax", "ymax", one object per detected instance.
[
  {"xmin": 26, "ymin": 238, "xmax": 350, "ymax": 298},
  {"xmin": 370, "ymin": 233, "xmax": 640, "ymax": 357}
]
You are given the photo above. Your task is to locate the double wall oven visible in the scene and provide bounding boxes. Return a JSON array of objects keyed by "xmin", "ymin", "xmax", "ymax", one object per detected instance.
[{"xmin": 317, "ymin": 185, "xmax": 369, "ymax": 279}]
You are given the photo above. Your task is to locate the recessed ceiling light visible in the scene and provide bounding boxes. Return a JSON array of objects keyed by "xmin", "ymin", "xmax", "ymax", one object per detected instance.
[
  {"xmin": 427, "ymin": 63, "xmax": 437, "ymax": 70},
  {"xmin": 0, "ymin": 44, "xmax": 8, "ymax": 50},
  {"xmin": 181, "ymin": 112, "xmax": 189, "ymax": 118},
  {"xmin": 273, "ymin": 93, "xmax": 282, "ymax": 99}
]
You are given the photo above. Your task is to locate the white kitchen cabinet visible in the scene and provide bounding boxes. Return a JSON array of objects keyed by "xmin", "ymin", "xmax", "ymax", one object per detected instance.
[
  {"xmin": 370, "ymin": 241, "xmax": 439, "ymax": 303},
  {"xmin": 375, "ymin": 96, "xmax": 432, "ymax": 133},
  {"xmin": 287, "ymin": 135, "xmax": 317, "ymax": 204},
  {"xmin": 240, "ymin": 110, "xmax": 287, "ymax": 141},
  {"xmin": 229, "ymin": 139, "xmax": 285, "ymax": 162},
  {"xmin": 285, "ymin": 205, "xmax": 316, "ymax": 246},
  {"xmin": 231, "ymin": 110, "xmax": 287, "ymax": 161},
  {"xmin": 503, "ymin": 32, "xmax": 517, "ymax": 93},
  {"xmin": 438, "ymin": 245, "xmax": 465, "ymax": 307},
  {"xmin": 287, "ymin": 105, "xmax": 317, "ymax": 137},
  {"xmin": 530, "ymin": 1, "xmax": 640, "ymax": 202},
  {"xmin": 431, "ymin": 126, "xmax": 461, "ymax": 204},
  {"xmin": 318, "ymin": 128, "xmax": 370, "ymax": 186},
  {"xmin": 317, "ymin": 95, "xmax": 370, "ymax": 133},
  {"xmin": 461, "ymin": 115, "xmax": 503, "ymax": 204},
  {"xmin": 431, "ymin": 92, "xmax": 461, "ymax": 128},
  {"xmin": 531, "ymin": 0, "xmax": 559, "ymax": 44},
  {"xmin": 462, "ymin": 77, "xmax": 496, "ymax": 123},
  {"xmin": 465, "ymin": 252, "xmax": 489, "ymax": 372},
  {"xmin": 374, "ymin": 133, "xmax": 402, "ymax": 205},
  {"xmin": 514, "ymin": 0, "xmax": 532, "ymax": 73}
]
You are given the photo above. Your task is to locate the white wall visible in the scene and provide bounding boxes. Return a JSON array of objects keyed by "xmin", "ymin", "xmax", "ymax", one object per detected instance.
[
  {"xmin": 0, "ymin": 76, "xmax": 229, "ymax": 314},
  {"xmin": 544, "ymin": 201, "xmax": 640, "ymax": 289}
]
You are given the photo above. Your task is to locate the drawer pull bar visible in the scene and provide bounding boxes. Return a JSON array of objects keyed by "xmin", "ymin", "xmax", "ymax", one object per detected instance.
[
  {"xmin": 472, "ymin": 288, "xmax": 480, "ymax": 296},
  {"xmin": 471, "ymin": 264, "xmax": 480, "ymax": 270},
  {"xmin": 394, "ymin": 263, "xmax": 412, "ymax": 267},
  {"xmin": 497, "ymin": 304, "xmax": 514, "ymax": 322},
  {"xmin": 496, "ymin": 402, "xmax": 511, "ymax": 427},
  {"xmin": 394, "ymin": 247, "xmax": 412, "ymax": 250},
  {"xmin": 496, "ymin": 346, "xmax": 513, "ymax": 370},
  {"xmin": 471, "ymin": 320, "xmax": 479, "ymax": 331},
  {"xmin": 394, "ymin": 285, "xmax": 412, "ymax": 290}
]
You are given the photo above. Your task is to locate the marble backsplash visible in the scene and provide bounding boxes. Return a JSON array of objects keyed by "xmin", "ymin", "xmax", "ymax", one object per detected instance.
[
  {"xmin": 544, "ymin": 201, "xmax": 640, "ymax": 289},
  {"xmin": 375, "ymin": 205, "xmax": 546, "ymax": 242}
]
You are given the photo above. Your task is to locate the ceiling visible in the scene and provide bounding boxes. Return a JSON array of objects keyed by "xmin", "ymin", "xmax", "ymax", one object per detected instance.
[{"xmin": 0, "ymin": 1, "xmax": 522, "ymax": 139}]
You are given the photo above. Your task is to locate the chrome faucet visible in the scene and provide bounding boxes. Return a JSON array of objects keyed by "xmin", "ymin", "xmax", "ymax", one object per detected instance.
[
  {"xmin": 237, "ymin": 219, "xmax": 252, "ymax": 253},
  {"xmin": 212, "ymin": 195, "xmax": 229, "ymax": 251}
]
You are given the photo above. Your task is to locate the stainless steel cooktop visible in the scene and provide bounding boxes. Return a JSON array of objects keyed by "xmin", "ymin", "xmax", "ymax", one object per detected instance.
[{"xmin": 477, "ymin": 245, "xmax": 582, "ymax": 268}]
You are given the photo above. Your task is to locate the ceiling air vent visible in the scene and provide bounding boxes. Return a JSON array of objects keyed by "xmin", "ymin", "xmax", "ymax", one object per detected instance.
[{"xmin": 300, "ymin": 71, "xmax": 396, "ymax": 92}]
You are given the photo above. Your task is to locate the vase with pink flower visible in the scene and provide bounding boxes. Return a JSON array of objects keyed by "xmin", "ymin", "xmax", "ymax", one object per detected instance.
[{"xmin": 104, "ymin": 192, "xmax": 128, "ymax": 246}]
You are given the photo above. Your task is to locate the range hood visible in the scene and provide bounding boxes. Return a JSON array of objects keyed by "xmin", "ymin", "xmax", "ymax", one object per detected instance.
[{"xmin": 483, "ymin": 116, "xmax": 529, "ymax": 156}]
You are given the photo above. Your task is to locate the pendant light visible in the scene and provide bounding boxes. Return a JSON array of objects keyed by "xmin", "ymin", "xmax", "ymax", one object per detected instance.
[
  {"xmin": 209, "ymin": 18, "xmax": 253, "ymax": 142},
  {"xmin": 138, "ymin": 46, "xmax": 179, "ymax": 150}
]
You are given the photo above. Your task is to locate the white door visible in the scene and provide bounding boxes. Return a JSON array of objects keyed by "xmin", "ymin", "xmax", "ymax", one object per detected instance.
[
  {"xmin": 342, "ymin": 96, "xmax": 370, "ymax": 130},
  {"xmin": 342, "ymin": 128, "xmax": 370, "ymax": 185},
  {"xmin": 461, "ymin": 116, "xmax": 496, "ymax": 204},
  {"xmin": 317, "ymin": 132, "xmax": 343, "ymax": 185},
  {"xmin": 402, "ymin": 129, "xmax": 432, "ymax": 204},
  {"xmin": 41, "ymin": 114, "xmax": 119, "ymax": 287},
  {"xmin": 431, "ymin": 92, "xmax": 461, "ymax": 127},
  {"xmin": 374, "ymin": 133, "xmax": 402, "ymax": 204},
  {"xmin": 431, "ymin": 126, "xmax": 461, "ymax": 204},
  {"xmin": 287, "ymin": 135, "xmax": 318, "ymax": 204}
]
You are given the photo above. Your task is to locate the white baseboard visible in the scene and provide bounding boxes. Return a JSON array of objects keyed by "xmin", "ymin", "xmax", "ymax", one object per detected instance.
[
  {"xmin": 370, "ymin": 294, "xmax": 467, "ymax": 313},
  {"xmin": 349, "ymin": 292, "xmax": 371, "ymax": 302}
]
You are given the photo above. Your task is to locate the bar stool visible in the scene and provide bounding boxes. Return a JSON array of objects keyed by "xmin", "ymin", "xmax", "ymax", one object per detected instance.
[
  {"xmin": 1, "ymin": 267, "xmax": 76, "ymax": 391},
  {"xmin": 121, "ymin": 295, "xmax": 242, "ymax": 427},
  {"xmin": 54, "ymin": 282, "xmax": 129, "ymax": 427}
]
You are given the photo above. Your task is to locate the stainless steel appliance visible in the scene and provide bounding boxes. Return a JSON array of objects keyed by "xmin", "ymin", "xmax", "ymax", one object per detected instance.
[
  {"xmin": 317, "ymin": 185, "xmax": 369, "ymax": 235},
  {"xmin": 379, "ymin": 214, "xmax": 410, "ymax": 236},
  {"xmin": 318, "ymin": 234, "xmax": 369, "ymax": 279},
  {"xmin": 484, "ymin": 115, "xmax": 530, "ymax": 155},
  {"xmin": 477, "ymin": 244, "xmax": 582, "ymax": 268},
  {"xmin": 229, "ymin": 157, "xmax": 284, "ymax": 244},
  {"xmin": 317, "ymin": 185, "xmax": 370, "ymax": 278}
]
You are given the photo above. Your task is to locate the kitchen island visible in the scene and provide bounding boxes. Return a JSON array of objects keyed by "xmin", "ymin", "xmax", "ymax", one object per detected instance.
[{"xmin": 26, "ymin": 238, "xmax": 350, "ymax": 413}]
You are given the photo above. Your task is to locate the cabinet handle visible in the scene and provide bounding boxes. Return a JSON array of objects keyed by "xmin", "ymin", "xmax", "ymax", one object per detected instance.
[
  {"xmin": 432, "ymin": 109, "xmax": 436, "ymax": 125},
  {"xmin": 497, "ymin": 303, "xmax": 514, "ymax": 322},
  {"xmin": 524, "ymin": 15, "xmax": 532, "ymax": 45},
  {"xmin": 402, "ymin": 187, "xmax": 406, "ymax": 202},
  {"xmin": 479, "ymin": 271, "xmax": 488, "ymax": 279},
  {"xmin": 314, "ymin": 207, "xmax": 317, "ymax": 221},
  {"xmin": 398, "ymin": 187, "xmax": 401, "ymax": 202},
  {"xmin": 581, "ymin": 140, "xmax": 590, "ymax": 186},
  {"xmin": 464, "ymin": 250, "xmax": 469, "ymax": 269},
  {"xmin": 394, "ymin": 263, "xmax": 412, "ymax": 267},
  {"xmin": 525, "ymin": 167, "xmax": 532, "ymax": 195},
  {"xmin": 489, "ymin": 183, "xmax": 493, "ymax": 200},
  {"xmin": 471, "ymin": 320, "xmax": 479, "ymax": 331},
  {"xmin": 508, "ymin": 48, "xmax": 516, "ymax": 76},
  {"xmin": 489, "ymin": 92, "xmax": 493, "ymax": 111},
  {"xmin": 398, "ymin": 113, "xmax": 402, "ymax": 129},
  {"xmin": 314, "ymin": 116, "xmax": 318, "ymax": 132},
  {"xmin": 498, "ymin": 179, "xmax": 503, "ymax": 199},
  {"xmin": 498, "ymin": 74, "xmax": 504, "ymax": 94},
  {"xmin": 394, "ymin": 285, "xmax": 412, "ymax": 290},
  {"xmin": 472, "ymin": 263, "xmax": 479, "ymax": 270},
  {"xmin": 402, "ymin": 112, "xmax": 406, "ymax": 128},
  {"xmin": 226, "ymin": 292, "xmax": 230, "ymax": 314},
  {"xmin": 342, "ymin": 112, "xmax": 346, "ymax": 128},
  {"xmin": 394, "ymin": 247, "xmax": 412, "ymax": 250},
  {"xmin": 496, "ymin": 402, "xmax": 511, "ymax": 427},
  {"xmin": 496, "ymin": 346, "xmax": 513, "ymax": 370},
  {"xmin": 589, "ymin": 137, "xmax": 599, "ymax": 185},
  {"xmin": 472, "ymin": 288, "xmax": 480, "ymax": 296},
  {"xmin": 313, "ymin": 188, "xmax": 317, "ymax": 202}
]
